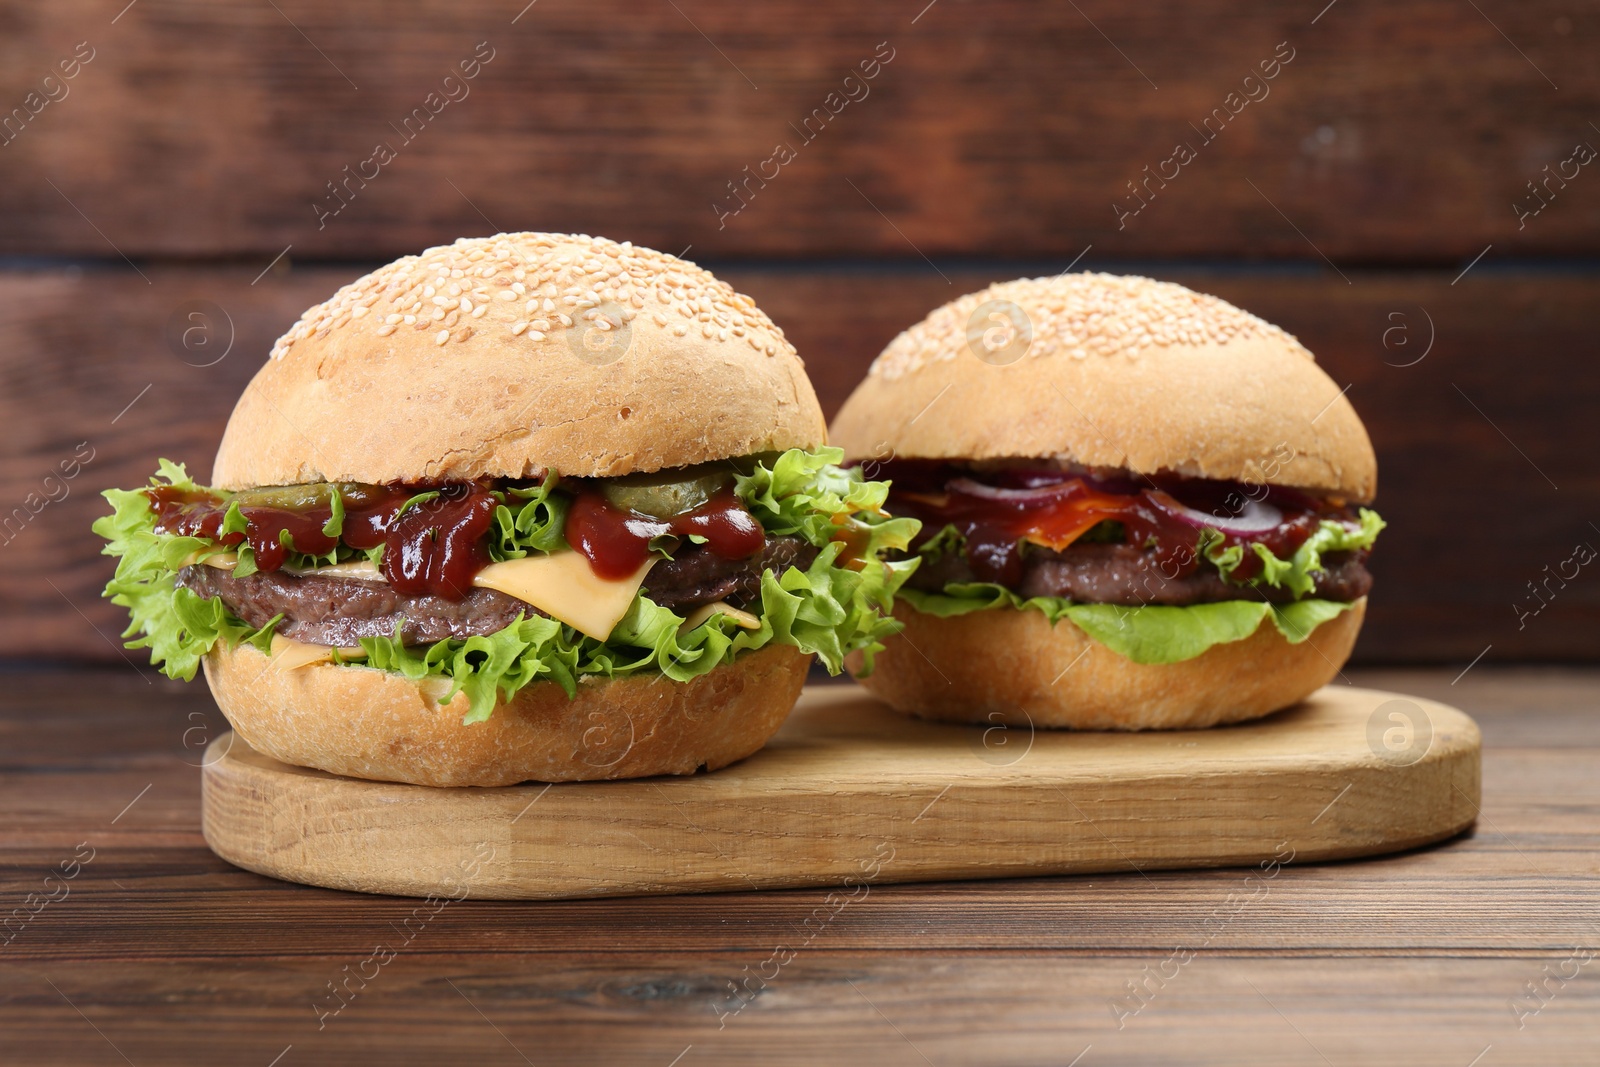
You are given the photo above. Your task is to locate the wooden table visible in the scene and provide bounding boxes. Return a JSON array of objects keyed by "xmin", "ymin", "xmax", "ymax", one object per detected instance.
[{"xmin": 2, "ymin": 667, "xmax": 1596, "ymax": 1065}]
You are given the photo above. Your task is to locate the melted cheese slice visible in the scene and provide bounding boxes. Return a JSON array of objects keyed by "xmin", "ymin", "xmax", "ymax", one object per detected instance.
[
  {"xmin": 215, "ymin": 550, "xmax": 652, "ymax": 645},
  {"xmin": 268, "ymin": 635, "xmax": 367, "ymax": 671},
  {"xmin": 472, "ymin": 551, "xmax": 654, "ymax": 641},
  {"xmin": 282, "ymin": 559, "xmax": 384, "ymax": 581},
  {"xmin": 679, "ymin": 600, "xmax": 762, "ymax": 634}
]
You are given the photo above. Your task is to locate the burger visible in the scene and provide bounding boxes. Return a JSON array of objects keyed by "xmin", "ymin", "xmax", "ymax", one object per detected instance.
[
  {"xmin": 830, "ymin": 273, "xmax": 1383, "ymax": 730},
  {"xmin": 95, "ymin": 233, "xmax": 917, "ymax": 786}
]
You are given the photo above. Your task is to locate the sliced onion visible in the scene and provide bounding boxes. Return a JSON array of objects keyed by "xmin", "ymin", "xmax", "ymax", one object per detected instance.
[
  {"xmin": 988, "ymin": 469, "xmax": 1080, "ymax": 490},
  {"xmin": 1149, "ymin": 491, "xmax": 1283, "ymax": 534},
  {"xmin": 947, "ymin": 477, "xmax": 1081, "ymax": 503}
]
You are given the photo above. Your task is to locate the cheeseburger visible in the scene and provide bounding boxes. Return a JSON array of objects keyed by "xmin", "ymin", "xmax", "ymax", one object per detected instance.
[
  {"xmin": 831, "ymin": 274, "xmax": 1383, "ymax": 730},
  {"xmin": 96, "ymin": 233, "xmax": 916, "ymax": 786}
]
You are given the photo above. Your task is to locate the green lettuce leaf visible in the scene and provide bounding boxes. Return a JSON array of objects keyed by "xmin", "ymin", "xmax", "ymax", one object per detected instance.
[
  {"xmin": 95, "ymin": 450, "xmax": 919, "ymax": 722},
  {"xmin": 898, "ymin": 583, "xmax": 1356, "ymax": 665},
  {"xmin": 91, "ymin": 462, "xmax": 280, "ymax": 679},
  {"xmin": 488, "ymin": 476, "xmax": 569, "ymax": 561},
  {"xmin": 738, "ymin": 446, "xmax": 921, "ymax": 563},
  {"xmin": 355, "ymin": 542, "xmax": 916, "ymax": 722},
  {"xmin": 320, "ymin": 489, "xmax": 345, "ymax": 538},
  {"xmin": 1206, "ymin": 508, "xmax": 1386, "ymax": 598},
  {"xmin": 902, "ymin": 503, "xmax": 1381, "ymax": 664},
  {"xmin": 916, "ymin": 523, "xmax": 967, "ymax": 562}
]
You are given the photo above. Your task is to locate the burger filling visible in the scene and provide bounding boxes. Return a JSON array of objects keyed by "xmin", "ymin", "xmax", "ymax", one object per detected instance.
[
  {"xmin": 174, "ymin": 535, "xmax": 821, "ymax": 647},
  {"xmin": 869, "ymin": 460, "xmax": 1384, "ymax": 664},
  {"xmin": 95, "ymin": 449, "xmax": 919, "ymax": 721}
]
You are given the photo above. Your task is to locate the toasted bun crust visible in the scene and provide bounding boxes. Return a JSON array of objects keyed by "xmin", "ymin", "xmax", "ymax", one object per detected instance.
[
  {"xmin": 203, "ymin": 642, "xmax": 812, "ymax": 787},
  {"xmin": 850, "ymin": 598, "xmax": 1364, "ymax": 730},
  {"xmin": 831, "ymin": 274, "xmax": 1376, "ymax": 500},
  {"xmin": 212, "ymin": 233, "xmax": 824, "ymax": 489}
]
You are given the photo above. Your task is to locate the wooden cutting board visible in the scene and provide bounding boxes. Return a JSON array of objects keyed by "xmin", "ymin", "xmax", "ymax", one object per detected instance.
[{"xmin": 201, "ymin": 684, "xmax": 1480, "ymax": 899}]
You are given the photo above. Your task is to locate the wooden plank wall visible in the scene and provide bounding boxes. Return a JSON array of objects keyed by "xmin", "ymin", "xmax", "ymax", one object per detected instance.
[{"xmin": 0, "ymin": 0, "xmax": 1596, "ymax": 664}]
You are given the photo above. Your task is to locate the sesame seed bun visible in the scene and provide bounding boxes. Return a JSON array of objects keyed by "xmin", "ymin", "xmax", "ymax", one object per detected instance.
[
  {"xmin": 830, "ymin": 273, "xmax": 1376, "ymax": 501},
  {"xmin": 203, "ymin": 640, "xmax": 812, "ymax": 787},
  {"xmin": 198, "ymin": 233, "xmax": 824, "ymax": 787},
  {"xmin": 212, "ymin": 233, "xmax": 824, "ymax": 489},
  {"xmin": 847, "ymin": 599, "xmax": 1365, "ymax": 730},
  {"xmin": 834, "ymin": 274, "xmax": 1375, "ymax": 730}
]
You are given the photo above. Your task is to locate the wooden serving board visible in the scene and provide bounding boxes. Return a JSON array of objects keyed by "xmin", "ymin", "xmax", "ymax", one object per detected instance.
[{"xmin": 201, "ymin": 685, "xmax": 1480, "ymax": 900}]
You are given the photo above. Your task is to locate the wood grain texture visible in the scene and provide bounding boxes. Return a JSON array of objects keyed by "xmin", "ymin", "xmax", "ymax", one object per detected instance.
[
  {"xmin": 0, "ymin": 1, "xmax": 1594, "ymax": 260},
  {"xmin": 198, "ymin": 684, "xmax": 1481, "ymax": 899},
  {"xmin": 4, "ymin": 956, "xmax": 1598, "ymax": 1066},
  {"xmin": 0, "ymin": 667, "xmax": 1594, "ymax": 1065},
  {"xmin": 2, "ymin": 265, "xmax": 1595, "ymax": 665}
]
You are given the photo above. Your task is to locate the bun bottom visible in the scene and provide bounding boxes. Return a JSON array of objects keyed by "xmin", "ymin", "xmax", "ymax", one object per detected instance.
[
  {"xmin": 850, "ymin": 598, "xmax": 1365, "ymax": 730},
  {"xmin": 203, "ymin": 642, "xmax": 811, "ymax": 787}
]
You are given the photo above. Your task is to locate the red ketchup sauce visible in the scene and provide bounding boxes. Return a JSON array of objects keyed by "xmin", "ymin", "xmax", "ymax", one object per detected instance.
[
  {"xmin": 565, "ymin": 488, "xmax": 764, "ymax": 581},
  {"xmin": 380, "ymin": 486, "xmax": 499, "ymax": 598},
  {"xmin": 147, "ymin": 486, "xmax": 360, "ymax": 572},
  {"xmin": 147, "ymin": 482, "xmax": 499, "ymax": 599},
  {"xmin": 870, "ymin": 461, "xmax": 1328, "ymax": 587}
]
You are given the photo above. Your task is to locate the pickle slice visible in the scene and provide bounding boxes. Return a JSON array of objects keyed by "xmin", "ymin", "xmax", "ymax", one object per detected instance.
[
  {"xmin": 600, "ymin": 466, "xmax": 734, "ymax": 518},
  {"xmin": 230, "ymin": 482, "xmax": 376, "ymax": 511}
]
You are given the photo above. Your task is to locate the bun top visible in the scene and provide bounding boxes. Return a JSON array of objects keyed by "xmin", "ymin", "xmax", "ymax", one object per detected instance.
[
  {"xmin": 212, "ymin": 233, "xmax": 824, "ymax": 489},
  {"xmin": 830, "ymin": 273, "xmax": 1377, "ymax": 501}
]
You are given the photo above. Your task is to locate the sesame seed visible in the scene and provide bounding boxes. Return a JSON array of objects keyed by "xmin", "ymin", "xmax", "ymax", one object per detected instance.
[
  {"xmin": 511, "ymin": 322, "xmax": 528, "ymax": 335},
  {"xmin": 435, "ymin": 329, "xmax": 450, "ymax": 345},
  {"xmin": 264, "ymin": 233, "xmax": 797, "ymax": 362},
  {"xmin": 868, "ymin": 272, "xmax": 1309, "ymax": 380}
]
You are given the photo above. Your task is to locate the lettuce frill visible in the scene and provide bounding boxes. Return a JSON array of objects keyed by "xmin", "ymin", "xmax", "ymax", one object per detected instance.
[
  {"xmin": 94, "ymin": 450, "xmax": 919, "ymax": 722},
  {"xmin": 900, "ymin": 509, "xmax": 1383, "ymax": 664}
]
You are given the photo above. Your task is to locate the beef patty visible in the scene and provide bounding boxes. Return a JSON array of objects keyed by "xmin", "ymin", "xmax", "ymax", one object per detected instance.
[
  {"xmin": 907, "ymin": 542, "xmax": 1371, "ymax": 606},
  {"xmin": 178, "ymin": 535, "xmax": 819, "ymax": 646}
]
